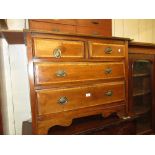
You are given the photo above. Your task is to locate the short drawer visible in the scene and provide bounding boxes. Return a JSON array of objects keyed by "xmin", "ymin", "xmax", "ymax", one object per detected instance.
[
  {"xmin": 76, "ymin": 19, "xmax": 111, "ymax": 27},
  {"xmin": 34, "ymin": 62, "xmax": 125, "ymax": 86},
  {"xmin": 89, "ymin": 42, "xmax": 125, "ymax": 58},
  {"xmin": 30, "ymin": 19, "xmax": 77, "ymax": 25},
  {"xmin": 77, "ymin": 26, "xmax": 111, "ymax": 36},
  {"xmin": 33, "ymin": 38, "xmax": 85, "ymax": 59},
  {"xmin": 29, "ymin": 20, "xmax": 76, "ymax": 33},
  {"xmin": 36, "ymin": 82, "xmax": 125, "ymax": 115}
]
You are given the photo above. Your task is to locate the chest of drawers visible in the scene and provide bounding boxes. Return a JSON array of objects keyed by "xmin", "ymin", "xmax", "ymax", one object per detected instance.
[{"xmin": 26, "ymin": 31, "xmax": 129, "ymax": 134}]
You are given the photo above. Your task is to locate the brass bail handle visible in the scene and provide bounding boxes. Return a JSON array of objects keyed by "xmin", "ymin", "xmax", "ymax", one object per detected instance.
[
  {"xmin": 104, "ymin": 68, "xmax": 112, "ymax": 74},
  {"xmin": 56, "ymin": 70, "xmax": 66, "ymax": 77},
  {"xmin": 53, "ymin": 48, "xmax": 62, "ymax": 58},
  {"xmin": 105, "ymin": 90, "xmax": 113, "ymax": 96},
  {"xmin": 105, "ymin": 47, "xmax": 112, "ymax": 54},
  {"xmin": 58, "ymin": 96, "xmax": 68, "ymax": 105}
]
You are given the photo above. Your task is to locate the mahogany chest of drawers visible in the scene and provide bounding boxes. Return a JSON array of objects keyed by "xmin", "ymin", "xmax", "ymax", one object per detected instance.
[{"xmin": 26, "ymin": 31, "xmax": 129, "ymax": 134}]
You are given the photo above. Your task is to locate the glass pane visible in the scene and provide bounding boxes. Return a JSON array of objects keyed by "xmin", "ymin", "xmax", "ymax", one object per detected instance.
[{"xmin": 132, "ymin": 60, "xmax": 152, "ymax": 133}]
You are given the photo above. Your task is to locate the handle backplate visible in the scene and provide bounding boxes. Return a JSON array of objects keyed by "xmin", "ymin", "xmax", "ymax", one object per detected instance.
[
  {"xmin": 105, "ymin": 90, "xmax": 113, "ymax": 96},
  {"xmin": 58, "ymin": 96, "xmax": 68, "ymax": 105},
  {"xmin": 56, "ymin": 70, "xmax": 66, "ymax": 77},
  {"xmin": 105, "ymin": 47, "xmax": 112, "ymax": 54},
  {"xmin": 104, "ymin": 68, "xmax": 112, "ymax": 74},
  {"xmin": 53, "ymin": 48, "xmax": 61, "ymax": 58}
]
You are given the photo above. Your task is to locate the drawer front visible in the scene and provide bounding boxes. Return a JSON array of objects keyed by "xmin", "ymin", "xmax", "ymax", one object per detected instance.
[
  {"xmin": 37, "ymin": 82, "xmax": 125, "ymax": 115},
  {"xmin": 77, "ymin": 26, "xmax": 111, "ymax": 36},
  {"xmin": 29, "ymin": 20, "xmax": 76, "ymax": 33},
  {"xmin": 33, "ymin": 38, "xmax": 85, "ymax": 59},
  {"xmin": 30, "ymin": 19, "xmax": 77, "ymax": 25},
  {"xmin": 34, "ymin": 62, "xmax": 125, "ymax": 86},
  {"xmin": 76, "ymin": 19, "xmax": 111, "ymax": 27},
  {"xmin": 89, "ymin": 42, "xmax": 125, "ymax": 58}
]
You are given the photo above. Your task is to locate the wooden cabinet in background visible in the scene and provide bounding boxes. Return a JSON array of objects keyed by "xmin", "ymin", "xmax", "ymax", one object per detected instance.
[
  {"xmin": 29, "ymin": 19, "xmax": 112, "ymax": 37},
  {"xmin": 129, "ymin": 42, "xmax": 155, "ymax": 134}
]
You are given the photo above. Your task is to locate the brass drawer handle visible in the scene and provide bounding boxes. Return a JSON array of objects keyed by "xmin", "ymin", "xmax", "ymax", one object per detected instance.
[
  {"xmin": 104, "ymin": 68, "xmax": 112, "ymax": 74},
  {"xmin": 105, "ymin": 90, "xmax": 113, "ymax": 96},
  {"xmin": 105, "ymin": 47, "xmax": 112, "ymax": 54},
  {"xmin": 52, "ymin": 28, "xmax": 60, "ymax": 32},
  {"xmin": 56, "ymin": 70, "xmax": 66, "ymax": 77},
  {"xmin": 58, "ymin": 96, "xmax": 68, "ymax": 105},
  {"xmin": 53, "ymin": 48, "xmax": 61, "ymax": 58}
]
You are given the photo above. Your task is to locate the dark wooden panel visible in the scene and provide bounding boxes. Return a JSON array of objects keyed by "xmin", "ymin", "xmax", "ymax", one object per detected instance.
[
  {"xmin": 0, "ymin": 19, "xmax": 8, "ymax": 29},
  {"xmin": 48, "ymin": 114, "xmax": 136, "ymax": 135},
  {"xmin": 1, "ymin": 30, "xmax": 24, "ymax": 44}
]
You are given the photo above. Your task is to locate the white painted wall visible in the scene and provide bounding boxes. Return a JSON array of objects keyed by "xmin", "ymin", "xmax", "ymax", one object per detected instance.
[
  {"xmin": 1, "ymin": 19, "xmax": 155, "ymax": 134},
  {"xmin": 0, "ymin": 39, "xmax": 31, "ymax": 135},
  {"xmin": 8, "ymin": 45, "xmax": 31, "ymax": 134},
  {"xmin": 112, "ymin": 19, "xmax": 155, "ymax": 43},
  {"xmin": 6, "ymin": 19, "xmax": 26, "ymax": 30},
  {"xmin": 0, "ymin": 39, "xmax": 15, "ymax": 134}
]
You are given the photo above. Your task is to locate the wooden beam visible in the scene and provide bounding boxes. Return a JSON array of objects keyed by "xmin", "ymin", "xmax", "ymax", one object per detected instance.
[{"xmin": 0, "ymin": 30, "xmax": 24, "ymax": 44}]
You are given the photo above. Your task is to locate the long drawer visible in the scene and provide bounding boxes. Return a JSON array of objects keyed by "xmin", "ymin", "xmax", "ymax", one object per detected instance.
[
  {"xmin": 36, "ymin": 81, "xmax": 125, "ymax": 115},
  {"xmin": 89, "ymin": 41, "xmax": 125, "ymax": 58},
  {"xmin": 34, "ymin": 62, "xmax": 125, "ymax": 86},
  {"xmin": 33, "ymin": 38, "xmax": 85, "ymax": 59}
]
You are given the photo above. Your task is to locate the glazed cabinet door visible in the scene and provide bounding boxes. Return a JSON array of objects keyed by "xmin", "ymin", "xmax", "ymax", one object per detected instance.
[{"xmin": 129, "ymin": 54, "xmax": 155, "ymax": 134}]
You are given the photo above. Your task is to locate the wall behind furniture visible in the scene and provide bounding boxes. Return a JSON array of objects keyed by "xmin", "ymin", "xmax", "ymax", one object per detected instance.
[
  {"xmin": 0, "ymin": 39, "xmax": 31, "ymax": 135},
  {"xmin": 112, "ymin": 19, "xmax": 155, "ymax": 43},
  {"xmin": 0, "ymin": 39, "xmax": 15, "ymax": 134},
  {"xmin": 8, "ymin": 45, "xmax": 31, "ymax": 134}
]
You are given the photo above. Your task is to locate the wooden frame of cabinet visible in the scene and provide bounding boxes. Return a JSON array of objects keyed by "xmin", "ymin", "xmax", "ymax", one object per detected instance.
[
  {"xmin": 129, "ymin": 42, "xmax": 155, "ymax": 134},
  {"xmin": 26, "ymin": 30, "xmax": 130, "ymax": 134}
]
